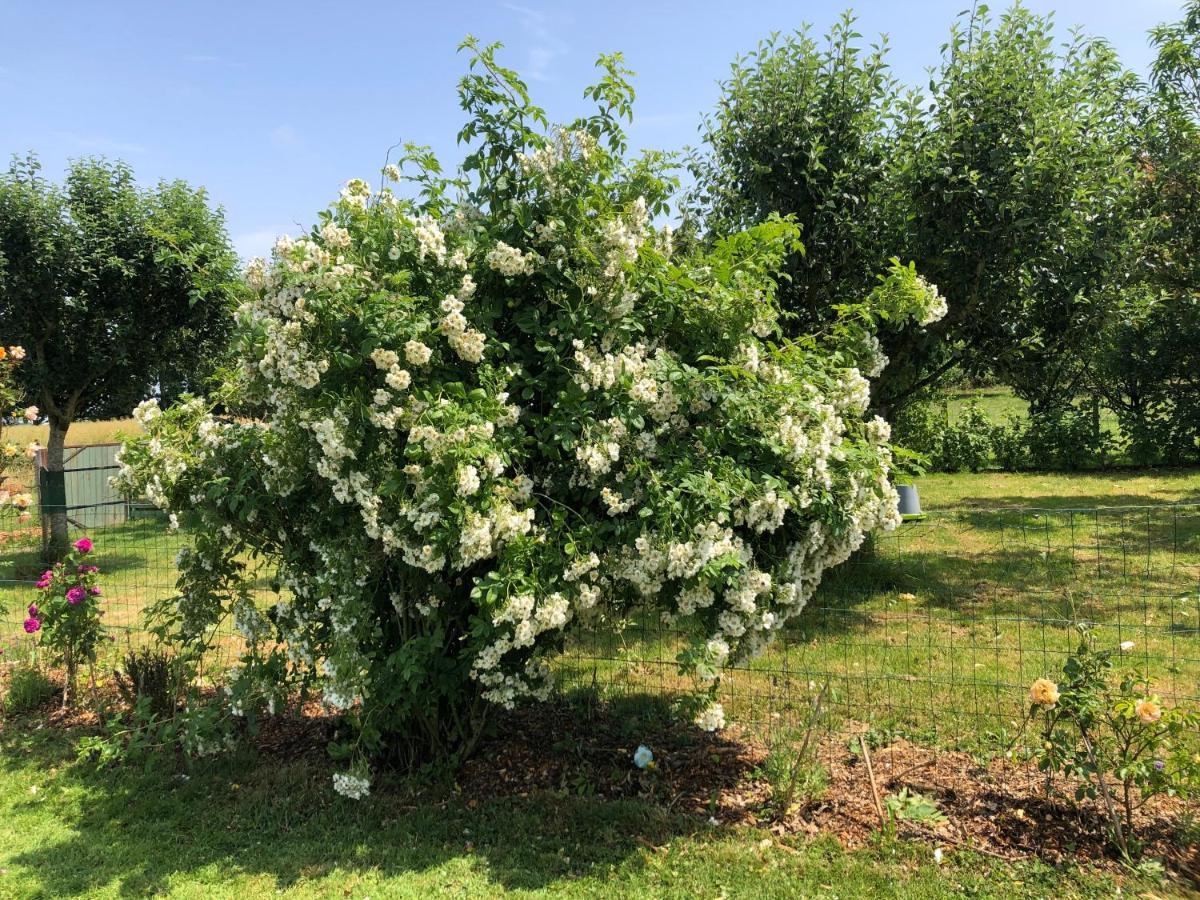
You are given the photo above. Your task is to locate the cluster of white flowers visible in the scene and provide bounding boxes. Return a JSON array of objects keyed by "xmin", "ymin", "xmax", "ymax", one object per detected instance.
[
  {"xmin": 413, "ymin": 216, "xmax": 447, "ymax": 264},
  {"xmin": 321, "ymin": 222, "xmax": 352, "ymax": 248},
  {"xmin": 571, "ymin": 340, "xmax": 650, "ymax": 391},
  {"xmin": 915, "ymin": 276, "xmax": 948, "ymax": 326},
  {"xmin": 695, "ymin": 702, "xmax": 726, "ymax": 732},
  {"xmin": 339, "ymin": 178, "xmax": 372, "ymax": 210},
  {"xmin": 486, "ymin": 241, "xmax": 538, "ymax": 277},
  {"xmin": 332, "ymin": 772, "xmax": 371, "ymax": 800},
  {"xmin": 737, "ymin": 490, "xmax": 789, "ymax": 533},
  {"xmin": 405, "ymin": 340, "xmax": 432, "ymax": 366},
  {"xmin": 600, "ymin": 486, "xmax": 636, "ymax": 515},
  {"xmin": 601, "ymin": 196, "xmax": 649, "ymax": 278},
  {"xmin": 866, "ymin": 415, "xmax": 891, "ymax": 445},
  {"xmin": 132, "ymin": 398, "xmax": 162, "ymax": 426},
  {"xmin": 457, "ymin": 464, "xmax": 481, "ymax": 496},
  {"xmin": 437, "ymin": 275, "xmax": 486, "ymax": 363},
  {"xmin": 517, "ymin": 127, "xmax": 598, "ymax": 189},
  {"xmin": 864, "ymin": 334, "xmax": 889, "ymax": 378}
]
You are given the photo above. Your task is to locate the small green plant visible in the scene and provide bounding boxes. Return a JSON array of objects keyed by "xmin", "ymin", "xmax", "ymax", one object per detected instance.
[
  {"xmin": 757, "ymin": 681, "xmax": 831, "ymax": 819},
  {"xmin": 77, "ymin": 670, "xmax": 233, "ymax": 770},
  {"xmin": 114, "ymin": 645, "xmax": 182, "ymax": 719},
  {"xmin": 2, "ymin": 661, "xmax": 55, "ymax": 715},
  {"xmin": 883, "ymin": 787, "xmax": 947, "ymax": 826},
  {"xmin": 1021, "ymin": 627, "xmax": 1200, "ymax": 859}
]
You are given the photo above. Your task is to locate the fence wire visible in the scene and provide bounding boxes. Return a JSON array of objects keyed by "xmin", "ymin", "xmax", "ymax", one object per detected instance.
[{"xmin": 2, "ymin": 499, "xmax": 1200, "ymax": 755}]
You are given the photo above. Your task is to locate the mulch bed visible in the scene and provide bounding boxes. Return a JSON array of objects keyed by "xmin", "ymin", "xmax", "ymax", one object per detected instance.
[
  {"xmin": 7, "ymin": 680, "xmax": 1197, "ymax": 880},
  {"xmin": 452, "ymin": 703, "xmax": 1198, "ymax": 879}
]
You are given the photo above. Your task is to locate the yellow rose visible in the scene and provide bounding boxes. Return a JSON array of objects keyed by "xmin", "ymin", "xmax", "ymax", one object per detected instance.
[
  {"xmin": 1135, "ymin": 698, "xmax": 1162, "ymax": 725},
  {"xmin": 0, "ymin": 346, "xmax": 7, "ymax": 360},
  {"xmin": 1030, "ymin": 677, "xmax": 1060, "ymax": 707}
]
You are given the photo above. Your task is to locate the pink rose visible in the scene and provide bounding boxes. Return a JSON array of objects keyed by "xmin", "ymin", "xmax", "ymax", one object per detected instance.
[
  {"xmin": 66, "ymin": 586, "xmax": 86, "ymax": 605},
  {"xmin": 23, "ymin": 617, "xmax": 41, "ymax": 633},
  {"xmin": 73, "ymin": 538, "xmax": 94, "ymax": 554},
  {"xmin": 88, "ymin": 587, "xmax": 101, "ymax": 596},
  {"xmin": 27, "ymin": 604, "xmax": 38, "ymax": 617}
]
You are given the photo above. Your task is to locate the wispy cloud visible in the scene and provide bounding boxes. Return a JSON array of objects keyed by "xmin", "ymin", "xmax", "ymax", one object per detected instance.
[
  {"xmin": 184, "ymin": 53, "xmax": 246, "ymax": 69},
  {"xmin": 270, "ymin": 125, "xmax": 301, "ymax": 148},
  {"xmin": 501, "ymin": 2, "xmax": 568, "ymax": 82},
  {"xmin": 54, "ymin": 132, "xmax": 149, "ymax": 156}
]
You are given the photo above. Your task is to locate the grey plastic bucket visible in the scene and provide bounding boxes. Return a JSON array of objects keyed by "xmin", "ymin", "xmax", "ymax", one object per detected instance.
[{"xmin": 897, "ymin": 483, "xmax": 922, "ymax": 517}]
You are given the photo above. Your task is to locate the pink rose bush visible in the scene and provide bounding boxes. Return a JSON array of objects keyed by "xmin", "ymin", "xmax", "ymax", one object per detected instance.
[
  {"xmin": 27, "ymin": 536, "xmax": 105, "ymax": 704},
  {"xmin": 114, "ymin": 44, "xmax": 946, "ymax": 796}
]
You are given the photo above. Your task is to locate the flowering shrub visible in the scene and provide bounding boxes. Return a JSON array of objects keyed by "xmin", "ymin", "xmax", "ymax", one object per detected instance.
[
  {"xmin": 115, "ymin": 43, "xmax": 945, "ymax": 793},
  {"xmin": 1022, "ymin": 630, "xmax": 1200, "ymax": 856},
  {"xmin": 28, "ymin": 537, "xmax": 105, "ymax": 704},
  {"xmin": 0, "ymin": 343, "xmax": 37, "ymax": 516}
]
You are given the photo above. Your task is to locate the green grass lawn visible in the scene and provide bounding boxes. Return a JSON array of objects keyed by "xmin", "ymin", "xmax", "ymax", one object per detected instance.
[
  {"xmin": 945, "ymin": 385, "xmax": 1029, "ymax": 422},
  {"xmin": 558, "ymin": 467, "xmax": 1200, "ymax": 750},
  {"xmin": 942, "ymin": 385, "xmax": 1124, "ymax": 447},
  {"xmin": 919, "ymin": 467, "xmax": 1200, "ymax": 509},
  {"xmin": 3, "ymin": 466, "xmax": 1200, "ymax": 896},
  {"xmin": 0, "ymin": 721, "xmax": 1178, "ymax": 899}
]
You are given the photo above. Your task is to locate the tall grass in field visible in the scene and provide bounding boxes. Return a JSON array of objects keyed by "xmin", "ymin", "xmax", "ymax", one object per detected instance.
[
  {"xmin": 5, "ymin": 418, "xmax": 141, "ymax": 448},
  {"xmin": 2, "ymin": 418, "xmax": 141, "ymax": 488}
]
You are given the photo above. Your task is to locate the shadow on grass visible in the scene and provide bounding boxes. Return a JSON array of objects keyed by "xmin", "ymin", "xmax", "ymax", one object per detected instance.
[
  {"xmin": 0, "ymin": 693, "xmax": 726, "ymax": 897},
  {"xmin": 939, "ymin": 466, "xmax": 1200, "ymax": 511},
  {"xmin": 2, "ymin": 523, "xmax": 185, "ymax": 583}
]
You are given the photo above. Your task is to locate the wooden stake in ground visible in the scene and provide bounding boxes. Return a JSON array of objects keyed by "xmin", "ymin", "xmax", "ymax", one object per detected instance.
[{"xmin": 860, "ymin": 735, "xmax": 887, "ymax": 827}]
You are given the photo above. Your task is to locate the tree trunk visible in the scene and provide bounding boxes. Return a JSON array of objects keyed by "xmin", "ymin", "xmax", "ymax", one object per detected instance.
[{"xmin": 44, "ymin": 415, "xmax": 71, "ymax": 562}]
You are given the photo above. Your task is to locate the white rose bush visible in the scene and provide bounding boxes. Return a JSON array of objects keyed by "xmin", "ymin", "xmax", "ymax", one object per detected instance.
[{"xmin": 115, "ymin": 41, "xmax": 946, "ymax": 795}]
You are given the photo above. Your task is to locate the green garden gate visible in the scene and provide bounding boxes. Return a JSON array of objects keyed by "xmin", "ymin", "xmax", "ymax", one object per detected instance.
[{"xmin": 33, "ymin": 443, "xmax": 132, "ymax": 551}]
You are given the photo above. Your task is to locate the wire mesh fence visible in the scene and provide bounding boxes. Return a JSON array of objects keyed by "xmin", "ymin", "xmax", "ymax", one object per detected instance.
[
  {"xmin": 556, "ymin": 503, "xmax": 1200, "ymax": 753},
  {"xmin": 3, "ymin": 494, "xmax": 1200, "ymax": 755}
]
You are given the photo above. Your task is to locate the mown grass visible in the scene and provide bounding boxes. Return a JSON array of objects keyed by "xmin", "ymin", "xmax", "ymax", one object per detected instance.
[
  {"xmin": 919, "ymin": 467, "xmax": 1200, "ymax": 509},
  {"xmin": 942, "ymin": 385, "xmax": 1124, "ymax": 449},
  {"xmin": 563, "ymin": 467, "xmax": 1200, "ymax": 750},
  {"xmin": 944, "ymin": 385, "xmax": 1029, "ymax": 421},
  {"xmin": 0, "ymin": 714, "xmax": 1180, "ymax": 899}
]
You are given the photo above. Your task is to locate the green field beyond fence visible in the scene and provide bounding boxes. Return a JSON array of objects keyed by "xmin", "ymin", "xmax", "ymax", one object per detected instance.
[{"xmin": 4, "ymin": 494, "xmax": 1200, "ymax": 757}]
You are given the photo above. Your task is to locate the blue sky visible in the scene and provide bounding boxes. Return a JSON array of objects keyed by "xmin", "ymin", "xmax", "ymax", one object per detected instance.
[{"xmin": 0, "ymin": 0, "xmax": 1187, "ymax": 260}]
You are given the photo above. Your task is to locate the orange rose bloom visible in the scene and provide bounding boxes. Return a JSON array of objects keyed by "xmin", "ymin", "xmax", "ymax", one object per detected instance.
[
  {"xmin": 1135, "ymin": 698, "xmax": 1162, "ymax": 724},
  {"xmin": 1030, "ymin": 678, "xmax": 1060, "ymax": 707}
]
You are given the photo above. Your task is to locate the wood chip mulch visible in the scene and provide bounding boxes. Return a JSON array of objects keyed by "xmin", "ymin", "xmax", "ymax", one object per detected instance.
[
  {"xmin": 451, "ymin": 704, "xmax": 1198, "ymax": 879},
  {"xmin": 8, "ymin": 682, "xmax": 1197, "ymax": 880}
]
